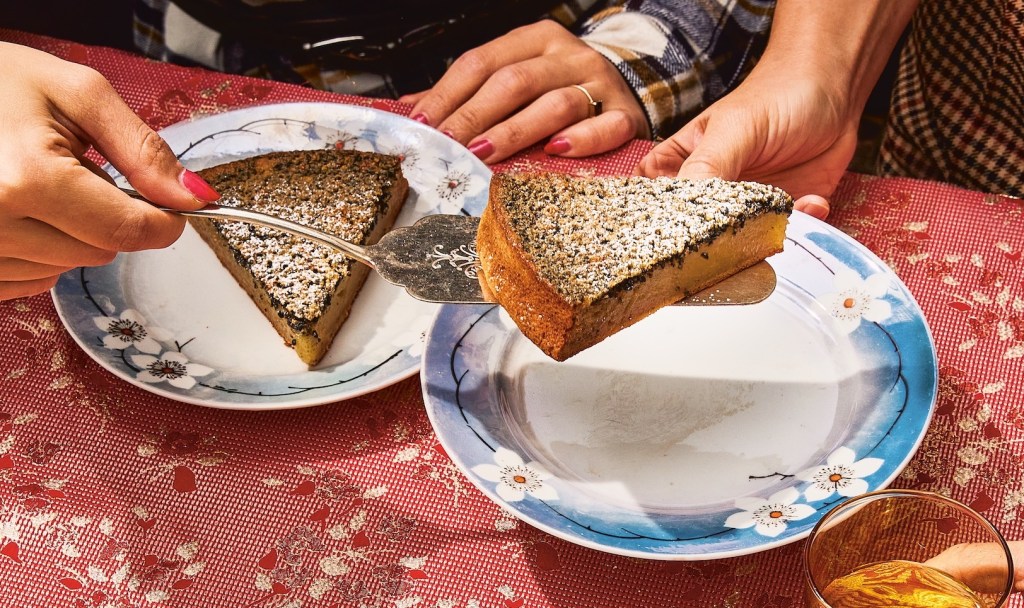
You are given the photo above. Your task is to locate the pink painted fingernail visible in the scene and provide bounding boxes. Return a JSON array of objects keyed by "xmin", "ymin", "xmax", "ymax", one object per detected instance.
[
  {"xmin": 179, "ymin": 169, "xmax": 220, "ymax": 203},
  {"xmin": 544, "ymin": 137, "xmax": 571, "ymax": 155},
  {"xmin": 410, "ymin": 112, "xmax": 429, "ymax": 124},
  {"xmin": 468, "ymin": 139, "xmax": 494, "ymax": 160},
  {"xmin": 441, "ymin": 129, "xmax": 456, "ymax": 140}
]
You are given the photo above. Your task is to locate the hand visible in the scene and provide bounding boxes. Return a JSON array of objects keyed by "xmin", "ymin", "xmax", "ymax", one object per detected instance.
[
  {"xmin": 0, "ymin": 42, "xmax": 219, "ymax": 301},
  {"xmin": 635, "ymin": 61, "xmax": 854, "ymax": 220},
  {"xmin": 634, "ymin": 0, "xmax": 918, "ymax": 222},
  {"xmin": 924, "ymin": 540, "xmax": 1024, "ymax": 594},
  {"xmin": 399, "ymin": 20, "xmax": 649, "ymax": 164}
]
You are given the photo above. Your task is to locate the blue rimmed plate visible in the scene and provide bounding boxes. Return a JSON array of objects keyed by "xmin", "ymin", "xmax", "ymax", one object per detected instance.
[
  {"xmin": 421, "ymin": 211, "xmax": 937, "ymax": 559},
  {"xmin": 52, "ymin": 102, "xmax": 490, "ymax": 409}
]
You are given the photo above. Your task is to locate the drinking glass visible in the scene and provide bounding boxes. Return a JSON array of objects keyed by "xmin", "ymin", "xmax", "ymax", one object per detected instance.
[{"xmin": 804, "ymin": 489, "xmax": 1013, "ymax": 608}]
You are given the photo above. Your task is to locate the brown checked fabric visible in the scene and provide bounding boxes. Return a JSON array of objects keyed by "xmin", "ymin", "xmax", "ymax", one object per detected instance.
[{"xmin": 879, "ymin": 0, "xmax": 1024, "ymax": 197}]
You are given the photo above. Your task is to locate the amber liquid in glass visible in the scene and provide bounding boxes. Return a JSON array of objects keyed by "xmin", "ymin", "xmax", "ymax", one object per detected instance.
[{"xmin": 821, "ymin": 560, "xmax": 984, "ymax": 608}]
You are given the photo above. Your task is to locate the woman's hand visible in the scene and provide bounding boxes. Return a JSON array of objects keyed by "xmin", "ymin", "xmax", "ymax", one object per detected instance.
[
  {"xmin": 400, "ymin": 20, "xmax": 649, "ymax": 164},
  {"xmin": 635, "ymin": 62, "xmax": 854, "ymax": 220},
  {"xmin": 0, "ymin": 42, "xmax": 219, "ymax": 300}
]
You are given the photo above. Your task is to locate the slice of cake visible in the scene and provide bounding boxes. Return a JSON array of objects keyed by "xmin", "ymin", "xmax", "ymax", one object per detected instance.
[
  {"xmin": 476, "ymin": 173, "xmax": 792, "ymax": 361},
  {"xmin": 190, "ymin": 149, "xmax": 408, "ymax": 367}
]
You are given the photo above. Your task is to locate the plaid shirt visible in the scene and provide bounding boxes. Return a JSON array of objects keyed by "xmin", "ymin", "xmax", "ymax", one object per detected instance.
[{"xmin": 577, "ymin": 0, "xmax": 776, "ymax": 139}]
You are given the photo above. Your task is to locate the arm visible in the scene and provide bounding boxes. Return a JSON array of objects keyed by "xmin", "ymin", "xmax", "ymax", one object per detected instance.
[
  {"xmin": 637, "ymin": 0, "xmax": 919, "ymax": 218},
  {"xmin": 0, "ymin": 42, "xmax": 219, "ymax": 300}
]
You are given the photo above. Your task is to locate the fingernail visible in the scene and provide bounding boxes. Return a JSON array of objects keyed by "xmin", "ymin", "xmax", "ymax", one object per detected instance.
[
  {"xmin": 544, "ymin": 137, "xmax": 571, "ymax": 155},
  {"xmin": 179, "ymin": 169, "xmax": 220, "ymax": 203},
  {"xmin": 441, "ymin": 129, "xmax": 456, "ymax": 140},
  {"xmin": 410, "ymin": 112, "xmax": 429, "ymax": 124},
  {"xmin": 468, "ymin": 139, "xmax": 494, "ymax": 160},
  {"xmin": 804, "ymin": 202, "xmax": 830, "ymax": 220}
]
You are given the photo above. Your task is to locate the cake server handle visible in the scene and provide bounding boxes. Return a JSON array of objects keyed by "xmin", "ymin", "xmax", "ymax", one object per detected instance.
[{"xmin": 120, "ymin": 187, "xmax": 375, "ymax": 266}]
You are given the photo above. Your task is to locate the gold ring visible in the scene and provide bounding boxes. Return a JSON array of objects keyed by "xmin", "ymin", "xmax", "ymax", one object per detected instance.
[{"xmin": 572, "ymin": 84, "xmax": 603, "ymax": 117}]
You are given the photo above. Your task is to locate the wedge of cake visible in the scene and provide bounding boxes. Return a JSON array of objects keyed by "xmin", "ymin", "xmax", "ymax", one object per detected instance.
[
  {"xmin": 190, "ymin": 149, "xmax": 408, "ymax": 367},
  {"xmin": 476, "ymin": 173, "xmax": 792, "ymax": 361}
]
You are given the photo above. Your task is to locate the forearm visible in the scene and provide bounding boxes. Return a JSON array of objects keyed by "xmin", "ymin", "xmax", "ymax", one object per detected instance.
[{"xmin": 758, "ymin": 0, "xmax": 919, "ymax": 117}]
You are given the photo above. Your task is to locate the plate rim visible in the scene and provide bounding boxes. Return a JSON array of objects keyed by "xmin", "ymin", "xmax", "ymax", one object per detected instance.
[{"xmin": 421, "ymin": 211, "xmax": 939, "ymax": 560}]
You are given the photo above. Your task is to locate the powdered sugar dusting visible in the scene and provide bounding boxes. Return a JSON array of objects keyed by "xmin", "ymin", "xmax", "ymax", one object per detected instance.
[
  {"xmin": 200, "ymin": 150, "xmax": 402, "ymax": 325},
  {"xmin": 496, "ymin": 174, "xmax": 792, "ymax": 303}
]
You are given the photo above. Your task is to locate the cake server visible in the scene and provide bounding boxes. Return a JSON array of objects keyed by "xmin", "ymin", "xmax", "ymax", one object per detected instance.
[{"xmin": 124, "ymin": 188, "xmax": 776, "ymax": 305}]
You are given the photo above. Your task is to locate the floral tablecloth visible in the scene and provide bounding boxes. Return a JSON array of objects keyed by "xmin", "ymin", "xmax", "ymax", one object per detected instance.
[{"xmin": 2, "ymin": 29, "xmax": 1023, "ymax": 608}]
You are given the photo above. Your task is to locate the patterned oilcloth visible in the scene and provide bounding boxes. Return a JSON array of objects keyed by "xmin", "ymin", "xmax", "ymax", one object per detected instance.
[
  {"xmin": 879, "ymin": 0, "xmax": 1024, "ymax": 197},
  {"xmin": 2, "ymin": 29, "xmax": 1024, "ymax": 608}
]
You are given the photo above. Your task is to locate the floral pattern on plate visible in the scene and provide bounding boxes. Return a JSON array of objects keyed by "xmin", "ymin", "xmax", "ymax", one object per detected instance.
[
  {"xmin": 52, "ymin": 103, "xmax": 490, "ymax": 409},
  {"xmin": 421, "ymin": 212, "xmax": 938, "ymax": 559}
]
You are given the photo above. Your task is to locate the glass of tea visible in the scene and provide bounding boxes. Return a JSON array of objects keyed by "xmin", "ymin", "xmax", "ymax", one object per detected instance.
[{"xmin": 804, "ymin": 489, "xmax": 1013, "ymax": 608}]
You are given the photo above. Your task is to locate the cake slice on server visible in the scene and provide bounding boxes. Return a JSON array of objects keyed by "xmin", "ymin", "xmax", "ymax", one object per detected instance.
[
  {"xmin": 476, "ymin": 173, "xmax": 793, "ymax": 361},
  {"xmin": 189, "ymin": 149, "xmax": 408, "ymax": 367}
]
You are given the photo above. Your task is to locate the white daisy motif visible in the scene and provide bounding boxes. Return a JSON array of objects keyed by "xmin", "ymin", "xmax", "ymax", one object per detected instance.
[
  {"xmin": 131, "ymin": 352, "xmax": 213, "ymax": 390},
  {"xmin": 797, "ymin": 446, "xmax": 884, "ymax": 502},
  {"xmin": 724, "ymin": 487, "xmax": 816, "ymax": 538},
  {"xmin": 429, "ymin": 155, "xmax": 487, "ymax": 214},
  {"xmin": 471, "ymin": 447, "xmax": 558, "ymax": 503},
  {"xmin": 817, "ymin": 269, "xmax": 892, "ymax": 333},
  {"xmin": 93, "ymin": 309, "xmax": 172, "ymax": 354},
  {"xmin": 326, "ymin": 129, "xmax": 374, "ymax": 153},
  {"xmin": 372, "ymin": 129, "xmax": 423, "ymax": 170}
]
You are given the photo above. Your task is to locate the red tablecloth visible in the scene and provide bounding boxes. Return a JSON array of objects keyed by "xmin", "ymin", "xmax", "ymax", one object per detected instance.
[{"xmin": 2, "ymin": 30, "xmax": 1023, "ymax": 607}]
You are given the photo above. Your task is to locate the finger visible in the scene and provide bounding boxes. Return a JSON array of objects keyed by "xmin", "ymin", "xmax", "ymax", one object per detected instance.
[
  {"xmin": 81, "ymin": 156, "xmax": 118, "ymax": 184},
  {"xmin": 924, "ymin": 541, "xmax": 1022, "ymax": 594},
  {"xmin": 48, "ymin": 64, "xmax": 217, "ymax": 209},
  {"xmin": 543, "ymin": 109, "xmax": 636, "ymax": 158},
  {"xmin": 398, "ymin": 91, "xmax": 428, "ymax": 106},
  {"xmin": 635, "ymin": 135, "xmax": 692, "ymax": 177},
  {"xmin": 1, "ymin": 213, "xmax": 116, "ymax": 267},
  {"xmin": 466, "ymin": 85, "xmax": 601, "ymax": 162},
  {"xmin": 794, "ymin": 194, "xmax": 831, "ymax": 220},
  {"xmin": 29, "ymin": 167, "xmax": 189, "ymax": 254},
  {"xmin": 0, "ymin": 257, "xmax": 74, "ymax": 281},
  {"xmin": 438, "ymin": 54, "xmax": 572, "ymax": 143},
  {"xmin": 410, "ymin": 21, "xmax": 564, "ymax": 127},
  {"xmin": 676, "ymin": 116, "xmax": 754, "ymax": 182},
  {"xmin": 0, "ymin": 276, "xmax": 59, "ymax": 301}
]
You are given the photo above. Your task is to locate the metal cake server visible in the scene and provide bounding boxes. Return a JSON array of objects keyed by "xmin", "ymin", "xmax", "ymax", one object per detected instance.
[{"xmin": 123, "ymin": 188, "xmax": 776, "ymax": 305}]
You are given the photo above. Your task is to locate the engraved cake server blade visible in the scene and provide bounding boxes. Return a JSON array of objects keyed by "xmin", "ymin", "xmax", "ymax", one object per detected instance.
[{"xmin": 124, "ymin": 188, "xmax": 776, "ymax": 305}]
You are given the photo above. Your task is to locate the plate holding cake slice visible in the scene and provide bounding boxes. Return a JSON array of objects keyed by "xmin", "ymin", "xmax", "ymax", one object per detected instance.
[
  {"xmin": 476, "ymin": 172, "xmax": 793, "ymax": 361},
  {"xmin": 189, "ymin": 148, "xmax": 408, "ymax": 367}
]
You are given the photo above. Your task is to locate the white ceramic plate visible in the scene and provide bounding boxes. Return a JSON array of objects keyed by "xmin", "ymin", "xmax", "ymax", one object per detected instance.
[
  {"xmin": 52, "ymin": 102, "xmax": 490, "ymax": 409},
  {"xmin": 422, "ymin": 212, "xmax": 938, "ymax": 560}
]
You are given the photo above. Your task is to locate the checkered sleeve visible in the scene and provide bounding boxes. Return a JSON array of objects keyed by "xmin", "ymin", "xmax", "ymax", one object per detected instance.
[{"xmin": 577, "ymin": 0, "xmax": 775, "ymax": 139}]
